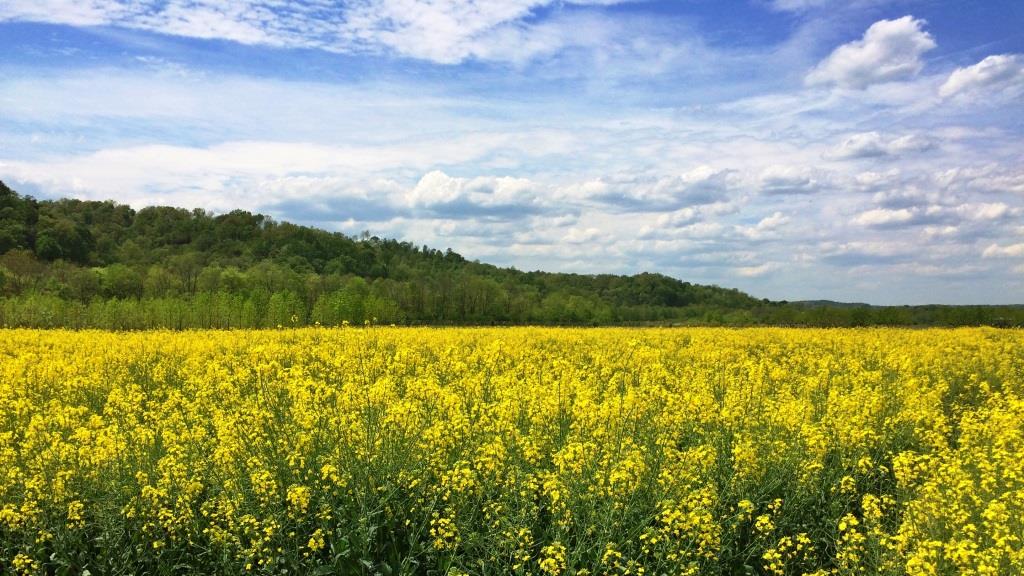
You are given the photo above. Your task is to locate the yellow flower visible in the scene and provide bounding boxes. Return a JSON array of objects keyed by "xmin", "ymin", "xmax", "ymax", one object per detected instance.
[
  {"xmin": 539, "ymin": 541, "xmax": 567, "ymax": 576},
  {"xmin": 307, "ymin": 528, "xmax": 326, "ymax": 552}
]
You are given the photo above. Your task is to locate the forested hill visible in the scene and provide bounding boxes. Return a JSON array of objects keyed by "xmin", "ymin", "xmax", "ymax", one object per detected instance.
[
  {"xmin": 1, "ymin": 181, "xmax": 1021, "ymax": 328},
  {"xmin": 0, "ymin": 181, "xmax": 763, "ymax": 326}
]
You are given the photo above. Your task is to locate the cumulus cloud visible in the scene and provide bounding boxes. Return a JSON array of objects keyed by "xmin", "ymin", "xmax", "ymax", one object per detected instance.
[
  {"xmin": 759, "ymin": 166, "xmax": 825, "ymax": 195},
  {"xmin": 756, "ymin": 211, "xmax": 789, "ymax": 230},
  {"xmin": 735, "ymin": 262, "xmax": 777, "ymax": 277},
  {"xmin": 826, "ymin": 132, "xmax": 935, "ymax": 160},
  {"xmin": 853, "ymin": 201, "xmax": 1016, "ymax": 230},
  {"xmin": 739, "ymin": 211, "xmax": 790, "ymax": 239},
  {"xmin": 406, "ymin": 170, "xmax": 548, "ymax": 220},
  {"xmin": 982, "ymin": 243, "xmax": 1024, "ymax": 258},
  {"xmin": 655, "ymin": 207, "xmax": 702, "ymax": 228},
  {"xmin": 937, "ymin": 165, "xmax": 1024, "ymax": 195},
  {"xmin": 0, "ymin": 128, "xmax": 582, "ymax": 211},
  {"xmin": 257, "ymin": 176, "xmax": 404, "ymax": 222},
  {"xmin": 939, "ymin": 54, "xmax": 1024, "ymax": 99},
  {"xmin": 870, "ymin": 188, "xmax": 940, "ymax": 210},
  {"xmin": 922, "ymin": 225, "xmax": 959, "ymax": 239},
  {"xmin": 562, "ymin": 227, "xmax": 602, "ymax": 244},
  {"xmin": 853, "ymin": 207, "xmax": 917, "ymax": 228},
  {"xmin": 820, "ymin": 241, "xmax": 914, "ymax": 266},
  {"xmin": 954, "ymin": 202, "xmax": 1013, "ymax": 222},
  {"xmin": 567, "ymin": 167, "xmax": 737, "ymax": 211},
  {"xmin": 806, "ymin": 16, "xmax": 936, "ymax": 89},
  {"xmin": 630, "ymin": 201, "xmax": 741, "ymax": 242},
  {"xmin": 2, "ymin": 141, "xmax": 386, "ymax": 210},
  {"xmin": 636, "ymin": 221, "xmax": 727, "ymax": 242},
  {"xmin": 853, "ymin": 169, "xmax": 903, "ymax": 192}
]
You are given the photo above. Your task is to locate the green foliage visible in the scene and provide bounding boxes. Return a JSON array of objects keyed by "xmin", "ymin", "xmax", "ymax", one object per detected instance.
[
  {"xmin": 0, "ymin": 180, "xmax": 1021, "ymax": 328},
  {"xmin": 0, "ymin": 181, "xmax": 36, "ymax": 254},
  {"xmin": 101, "ymin": 263, "xmax": 143, "ymax": 299}
]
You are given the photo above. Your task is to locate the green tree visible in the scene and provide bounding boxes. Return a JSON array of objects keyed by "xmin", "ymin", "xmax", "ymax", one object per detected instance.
[{"xmin": 101, "ymin": 264, "xmax": 143, "ymax": 299}]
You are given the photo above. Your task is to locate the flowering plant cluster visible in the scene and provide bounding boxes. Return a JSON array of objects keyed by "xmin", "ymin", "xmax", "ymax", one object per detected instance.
[{"xmin": 1, "ymin": 327, "xmax": 1021, "ymax": 575}]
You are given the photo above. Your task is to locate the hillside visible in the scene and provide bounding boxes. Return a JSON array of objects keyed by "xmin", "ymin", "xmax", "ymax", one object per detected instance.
[
  {"xmin": 1, "ymin": 181, "xmax": 1021, "ymax": 328},
  {"xmin": 0, "ymin": 181, "xmax": 765, "ymax": 326}
]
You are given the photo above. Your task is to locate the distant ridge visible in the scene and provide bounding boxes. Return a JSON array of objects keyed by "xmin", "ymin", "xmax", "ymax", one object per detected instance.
[
  {"xmin": 793, "ymin": 300, "xmax": 874, "ymax": 308},
  {"xmin": 795, "ymin": 300, "xmax": 1024, "ymax": 309}
]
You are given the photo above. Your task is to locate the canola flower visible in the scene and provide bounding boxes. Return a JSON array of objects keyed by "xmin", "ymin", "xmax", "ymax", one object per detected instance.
[{"xmin": 0, "ymin": 326, "xmax": 1022, "ymax": 575}]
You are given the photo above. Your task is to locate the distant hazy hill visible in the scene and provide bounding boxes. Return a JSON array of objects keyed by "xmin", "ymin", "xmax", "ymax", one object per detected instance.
[
  {"xmin": 793, "ymin": 300, "xmax": 874, "ymax": 308},
  {"xmin": 0, "ymin": 180, "xmax": 1021, "ymax": 328}
]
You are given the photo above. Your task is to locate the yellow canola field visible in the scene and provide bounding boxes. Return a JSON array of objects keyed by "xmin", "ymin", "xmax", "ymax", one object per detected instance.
[{"xmin": 0, "ymin": 327, "xmax": 1022, "ymax": 575}]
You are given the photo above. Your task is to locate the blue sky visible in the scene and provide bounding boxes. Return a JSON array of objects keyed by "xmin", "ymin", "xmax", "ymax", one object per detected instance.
[{"xmin": 1, "ymin": 0, "xmax": 1023, "ymax": 304}]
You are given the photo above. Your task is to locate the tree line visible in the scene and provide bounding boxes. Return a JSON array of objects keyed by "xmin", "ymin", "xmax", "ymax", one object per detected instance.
[{"xmin": 1, "ymin": 181, "xmax": 1021, "ymax": 328}]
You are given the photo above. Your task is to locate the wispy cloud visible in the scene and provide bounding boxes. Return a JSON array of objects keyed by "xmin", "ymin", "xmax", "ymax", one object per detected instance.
[{"xmin": 0, "ymin": 0, "xmax": 644, "ymax": 64}]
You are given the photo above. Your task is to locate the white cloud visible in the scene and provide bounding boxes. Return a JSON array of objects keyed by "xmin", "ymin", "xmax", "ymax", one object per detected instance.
[
  {"xmin": 830, "ymin": 133, "xmax": 888, "ymax": 159},
  {"xmin": 565, "ymin": 166, "xmax": 738, "ymax": 210},
  {"xmin": 0, "ymin": 0, "xmax": 639, "ymax": 64},
  {"xmin": 923, "ymin": 225, "xmax": 959, "ymax": 239},
  {"xmin": 853, "ymin": 169, "xmax": 903, "ymax": 191},
  {"xmin": 870, "ymin": 188, "xmax": 940, "ymax": 210},
  {"xmin": 634, "ymin": 201, "xmax": 740, "ymax": 239},
  {"xmin": 756, "ymin": 211, "xmax": 789, "ymax": 230},
  {"xmin": 853, "ymin": 208, "xmax": 915, "ymax": 227},
  {"xmin": 982, "ymin": 243, "xmax": 1024, "ymax": 258},
  {"xmin": 819, "ymin": 241, "xmax": 917, "ymax": 267},
  {"xmin": 735, "ymin": 262, "xmax": 777, "ymax": 277},
  {"xmin": 656, "ymin": 207, "xmax": 701, "ymax": 228},
  {"xmin": 340, "ymin": 0, "xmax": 638, "ymax": 65},
  {"xmin": 939, "ymin": 54, "xmax": 1024, "ymax": 99},
  {"xmin": 341, "ymin": 0, "xmax": 555, "ymax": 63},
  {"xmin": 0, "ymin": 0, "xmax": 122, "ymax": 26},
  {"xmin": 562, "ymin": 227, "xmax": 602, "ymax": 244},
  {"xmin": 739, "ymin": 211, "xmax": 790, "ymax": 240},
  {"xmin": 1, "ymin": 132, "xmax": 578, "ymax": 205},
  {"xmin": 937, "ymin": 165, "xmax": 1024, "ymax": 195},
  {"xmin": 954, "ymin": 202, "xmax": 1012, "ymax": 222},
  {"xmin": 679, "ymin": 222, "xmax": 728, "ymax": 239},
  {"xmin": 0, "ymin": 1, "xmax": 321, "ymax": 46},
  {"xmin": 759, "ymin": 166, "xmax": 825, "ymax": 195},
  {"xmin": 827, "ymin": 131, "xmax": 935, "ymax": 160},
  {"xmin": 806, "ymin": 16, "xmax": 936, "ymax": 89},
  {"xmin": 852, "ymin": 200, "xmax": 1017, "ymax": 230},
  {"xmin": 406, "ymin": 170, "xmax": 546, "ymax": 218}
]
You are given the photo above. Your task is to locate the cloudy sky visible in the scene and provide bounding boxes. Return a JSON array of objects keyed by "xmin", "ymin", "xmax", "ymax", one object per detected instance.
[{"xmin": 1, "ymin": 0, "xmax": 1023, "ymax": 304}]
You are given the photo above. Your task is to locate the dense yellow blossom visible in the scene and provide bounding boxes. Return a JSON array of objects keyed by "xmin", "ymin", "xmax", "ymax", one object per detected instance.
[{"xmin": 0, "ymin": 326, "xmax": 1021, "ymax": 574}]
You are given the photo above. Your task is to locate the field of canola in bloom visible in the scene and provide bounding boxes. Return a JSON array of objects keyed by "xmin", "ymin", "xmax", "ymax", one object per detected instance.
[{"xmin": 1, "ymin": 328, "xmax": 1023, "ymax": 576}]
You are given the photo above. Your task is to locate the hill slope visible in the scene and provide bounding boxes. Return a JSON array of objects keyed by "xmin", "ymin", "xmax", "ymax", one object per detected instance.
[
  {"xmin": 0, "ymin": 181, "xmax": 763, "ymax": 326},
  {"xmin": 1, "ymin": 181, "xmax": 1021, "ymax": 328}
]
